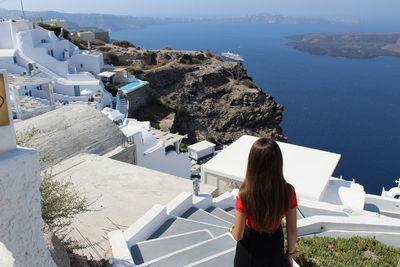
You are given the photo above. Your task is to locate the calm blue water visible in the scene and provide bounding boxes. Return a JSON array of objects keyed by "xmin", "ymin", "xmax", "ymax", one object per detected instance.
[{"xmin": 112, "ymin": 22, "xmax": 400, "ymax": 195}]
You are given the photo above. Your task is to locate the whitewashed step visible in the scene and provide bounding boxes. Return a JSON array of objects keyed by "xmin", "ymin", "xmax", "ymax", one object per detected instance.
[
  {"xmin": 186, "ymin": 247, "xmax": 236, "ymax": 267},
  {"xmin": 181, "ymin": 207, "xmax": 231, "ymax": 227},
  {"xmin": 297, "ymin": 208, "xmax": 305, "ymax": 219},
  {"xmin": 145, "ymin": 233, "xmax": 236, "ymax": 267},
  {"xmin": 131, "ymin": 230, "xmax": 213, "ymax": 265},
  {"xmin": 148, "ymin": 217, "xmax": 228, "ymax": 240},
  {"xmin": 205, "ymin": 207, "xmax": 235, "ymax": 224},
  {"xmin": 224, "ymin": 207, "xmax": 236, "ymax": 216}
]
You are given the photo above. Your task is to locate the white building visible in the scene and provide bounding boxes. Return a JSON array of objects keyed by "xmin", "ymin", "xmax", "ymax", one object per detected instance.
[
  {"xmin": 188, "ymin": 140, "xmax": 216, "ymax": 161},
  {"xmin": 0, "ymin": 19, "xmax": 113, "ymax": 110},
  {"xmin": 201, "ymin": 135, "xmax": 400, "ymax": 217},
  {"xmin": 118, "ymin": 117, "xmax": 191, "ymax": 179},
  {"xmin": 75, "ymin": 31, "xmax": 110, "ymax": 43},
  {"xmin": 201, "ymin": 135, "xmax": 400, "ymax": 241}
]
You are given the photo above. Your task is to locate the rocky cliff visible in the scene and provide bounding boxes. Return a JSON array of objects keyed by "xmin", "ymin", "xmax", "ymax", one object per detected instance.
[{"xmin": 94, "ymin": 41, "xmax": 286, "ymax": 144}]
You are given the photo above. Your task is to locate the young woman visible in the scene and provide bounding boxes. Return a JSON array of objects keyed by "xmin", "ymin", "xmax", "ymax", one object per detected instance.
[{"xmin": 231, "ymin": 138, "xmax": 297, "ymax": 267}]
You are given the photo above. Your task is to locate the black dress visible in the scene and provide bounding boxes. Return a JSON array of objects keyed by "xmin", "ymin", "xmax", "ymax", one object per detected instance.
[{"xmin": 234, "ymin": 225, "xmax": 284, "ymax": 267}]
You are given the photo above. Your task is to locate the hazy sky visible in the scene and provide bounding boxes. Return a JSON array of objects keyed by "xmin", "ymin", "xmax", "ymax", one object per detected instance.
[{"xmin": 1, "ymin": 0, "xmax": 400, "ymax": 21}]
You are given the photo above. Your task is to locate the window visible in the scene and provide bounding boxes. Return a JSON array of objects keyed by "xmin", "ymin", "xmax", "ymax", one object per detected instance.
[
  {"xmin": 80, "ymin": 64, "xmax": 83, "ymax": 68},
  {"xmin": 74, "ymin": 85, "xmax": 80, "ymax": 96}
]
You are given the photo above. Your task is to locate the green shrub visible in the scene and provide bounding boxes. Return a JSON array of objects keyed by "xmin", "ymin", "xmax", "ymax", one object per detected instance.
[
  {"xmin": 90, "ymin": 39, "xmax": 106, "ymax": 46},
  {"xmin": 40, "ymin": 170, "xmax": 91, "ymax": 249},
  {"xmin": 37, "ymin": 23, "xmax": 70, "ymax": 39},
  {"xmin": 16, "ymin": 128, "xmax": 91, "ymax": 249},
  {"xmin": 151, "ymin": 121, "xmax": 160, "ymax": 129},
  {"xmin": 16, "ymin": 127, "xmax": 40, "ymax": 146},
  {"xmin": 113, "ymin": 40, "xmax": 135, "ymax": 48},
  {"xmin": 180, "ymin": 143, "xmax": 189, "ymax": 152},
  {"xmin": 105, "ymin": 82, "xmax": 118, "ymax": 97},
  {"xmin": 68, "ymin": 36, "xmax": 88, "ymax": 50},
  {"xmin": 103, "ymin": 52, "xmax": 120, "ymax": 66},
  {"xmin": 126, "ymin": 66, "xmax": 144, "ymax": 75},
  {"xmin": 294, "ymin": 236, "xmax": 400, "ymax": 267}
]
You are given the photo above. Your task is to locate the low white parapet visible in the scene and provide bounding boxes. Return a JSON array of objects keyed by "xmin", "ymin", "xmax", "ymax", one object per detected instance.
[
  {"xmin": 124, "ymin": 204, "xmax": 168, "ymax": 246},
  {"xmin": 108, "ymin": 230, "xmax": 134, "ymax": 265},
  {"xmin": 297, "ymin": 215, "xmax": 400, "ymax": 237},
  {"xmin": 166, "ymin": 192, "xmax": 193, "ymax": 217},
  {"xmin": 0, "ymin": 242, "xmax": 17, "ymax": 267},
  {"xmin": 212, "ymin": 192, "xmax": 235, "ymax": 210},
  {"xmin": 193, "ymin": 194, "xmax": 213, "ymax": 209}
]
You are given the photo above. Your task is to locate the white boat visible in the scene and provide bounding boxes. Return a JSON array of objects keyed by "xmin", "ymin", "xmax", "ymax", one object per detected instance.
[{"xmin": 221, "ymin": 51, "xmax": 244, "ymax": 61}]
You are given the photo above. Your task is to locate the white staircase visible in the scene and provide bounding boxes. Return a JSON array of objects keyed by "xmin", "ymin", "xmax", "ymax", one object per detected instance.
[
  {"xmin": 116, "ymin": 91, "xmax": 129, "ymax": 116},
  {"xmin": 109, "ymin": 192, "xmax": 238, "ymax": 266},
  {"xmin": 117, "ymin": 97, "xmax": 128, "ymax": 116},
  {"xmin": 108, "ymin": 192, "xmax": 302, "ymax": 267}
]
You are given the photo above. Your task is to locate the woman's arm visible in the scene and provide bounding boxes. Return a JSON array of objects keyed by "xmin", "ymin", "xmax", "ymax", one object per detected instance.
[
  {"xmin": 285, "ymin": 207, "xmax": 297, "ymax": 266},
  {"xmin": 232, "ymin": 211, "xmax": 246, "ymax": 241}
]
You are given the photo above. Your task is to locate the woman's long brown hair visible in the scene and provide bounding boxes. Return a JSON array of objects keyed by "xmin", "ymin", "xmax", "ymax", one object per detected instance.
[{"xmin": 239, "ymin": 138, "xmax": 292, "ymax": 231}]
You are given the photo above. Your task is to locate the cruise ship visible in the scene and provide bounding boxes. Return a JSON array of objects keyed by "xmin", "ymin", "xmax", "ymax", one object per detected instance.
[{"xmin": 221, "ymin": 51, "xmax": 244, "ymax": 61}]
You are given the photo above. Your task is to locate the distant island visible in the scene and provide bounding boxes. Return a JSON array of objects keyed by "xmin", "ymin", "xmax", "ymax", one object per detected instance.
[
  {"xmin": 220, "ymin": 13, "xmax": 359, "ymax": 25},
  {"xmin": 0, "ymin": 8, "xmax": 359, "ymax": 32},
  {"xmin": 286, "ymin": 32, "xmax": 400, "ymax": 59}
]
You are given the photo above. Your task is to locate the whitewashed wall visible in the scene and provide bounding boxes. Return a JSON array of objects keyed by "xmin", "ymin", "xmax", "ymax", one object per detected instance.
[
  {"xmin": 17, "ymin": 30, "xmax": 69, "ymax": 77},
  {"xmin": 133, "ymin": 132, "xmax": 191, "ymax": 179},
  {"xmin": 0, "ymin": 148, "xmax": 56, "ymax": 267},
  {"xmin": 0, "ymin": 21, "xmax": 14, "ymax": 49},
  {"xmin": 70, "ymin": 53, "xmax": 104, "ymax": 74},
  {"xmin": 0, "ymin": 71, "xmax": 56, "ymax": 267}
]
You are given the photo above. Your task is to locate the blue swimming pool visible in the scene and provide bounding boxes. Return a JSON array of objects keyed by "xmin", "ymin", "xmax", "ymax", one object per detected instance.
[{"xmin": 121, "ymin": 82, "xmax": 141, "ymax": 89}]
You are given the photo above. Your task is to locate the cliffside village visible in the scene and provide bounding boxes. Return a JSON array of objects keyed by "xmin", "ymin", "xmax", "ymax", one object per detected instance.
[{"xmin": 0, "ymin": 19, "xmax": 399, "ymax": 266}]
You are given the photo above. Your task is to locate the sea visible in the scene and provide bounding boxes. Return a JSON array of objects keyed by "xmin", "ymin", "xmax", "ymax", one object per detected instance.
[{"xmin": 111, "ymin": 21, "xmax": 400, "ymax": 195}]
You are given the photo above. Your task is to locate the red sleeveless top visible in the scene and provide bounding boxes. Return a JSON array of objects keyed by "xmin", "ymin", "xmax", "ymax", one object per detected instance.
[{"xmin": 235, "ymin": 189, "xmax": 298, "ymax": 231}]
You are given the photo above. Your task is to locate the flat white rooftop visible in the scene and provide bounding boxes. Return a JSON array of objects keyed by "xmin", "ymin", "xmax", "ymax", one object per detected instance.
[
  {"xmin": 0, "ymin": 49, "xmax": 16, "ymax": 57},
  {"xmin": 8, "ymin": 74, "xmax": 52, "ymax": 87},
  {"xmin": 188, "ymin": 140, "xmax": 216, "ymax": 152},
  {"xmin": 51, "ymin": 153, "xmax": 216, "ymax": 259},
  {"xmin": 98, "ymin": 71, "xmax": 116, "ymax": 78},
  {"xmin": 202, "ymin": 135, "xmax": 341, "ymax": 201}
]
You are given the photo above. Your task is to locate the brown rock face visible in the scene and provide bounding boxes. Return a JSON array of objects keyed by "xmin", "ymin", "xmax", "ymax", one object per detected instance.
[{"xmin": 95, "ymin": 42, "xmax": 286, "ymax": 144}]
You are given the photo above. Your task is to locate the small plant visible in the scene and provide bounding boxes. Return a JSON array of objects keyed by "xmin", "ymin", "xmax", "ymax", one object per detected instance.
[
  {"xmin": 16, "ymin": 127, "xmax": 40, "ymax": 147},
  {"xmin": 151, "ymin": 121, "xmax": 160, "ymax": 129},
  {"xmin": 16, "ymin": 129, "xmax": 92, "ymax": 250},
  {"xmin": 40, "ymin": 170, "xmax": 91, "ymax": 249},
  {"xmin": 180, "ymin": 143, "xmax": 189, "ymax": 152}
]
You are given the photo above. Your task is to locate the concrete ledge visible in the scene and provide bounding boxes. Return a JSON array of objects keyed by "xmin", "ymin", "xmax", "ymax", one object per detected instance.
[
  {"xmin": 166, "ymin": 192, "xmax": 193, "ymax": 217},
  {"xmin": 212, "ymin": 192, "xmax": 235, "ymax": 209},
  {"xmin": 124, "ymin": 204, "xmax": 168, "ymax": 246},
  {"xmin": 297, "ymin": 215, "xmax": 400, "ymax": 236},
  {"xmin": 108, "ymin": 230, "xmax": 134, "ymax": 264},
  {"xmin": 193, "ymin": 194, "xmax": 213, "ymax": 210}
]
